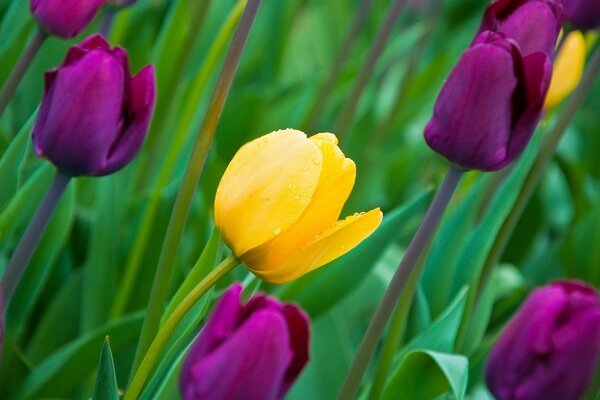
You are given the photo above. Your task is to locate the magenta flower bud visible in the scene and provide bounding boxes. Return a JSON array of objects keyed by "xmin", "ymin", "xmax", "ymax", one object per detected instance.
[
  {"xmin": 32, "ymin": 34, "xmax": 156, "ymax": 177},
  {"xmin": 486, "ymin": 280, "xmax": 600, "ymax": 400},
  {"xmin": 30, "ymin": 0, "xmax": 107, "ymax": 39},
  {"xmin": 180, "ymin": 284, "xmax": 310, "ymax": 400},
  {"xmin": 479, "ymin": 0, "xmax": 562, "ymax": 56},
  {"xmin": 424, "ymin": 31, "xmax": 552, "ymax": 171},
  {"xmin": 561, "ymin": 0, "xmax": 600, "ymax": 30}
]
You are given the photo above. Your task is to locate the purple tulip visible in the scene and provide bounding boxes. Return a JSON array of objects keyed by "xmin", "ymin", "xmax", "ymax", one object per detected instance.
[
  {"xmin": 180, "ymin": 284, "xmax": 310, "ymax": 400},
  {"xmin": 486, "ymin": 280, "xmax": 600, "ymax": 400},
  {"xmin": 30, "ymin": 0, "xmax": 107, "ymax": 39},
  {"xmin": 561, "ymin": 0, "xmax": 600, "ymax": 30},
  {"xmin": 32, "ymin": 34, "xmax": 156, "ymax": 177},
  {"xmin": 424, "ymin": 31, "xmax": 552, "ymax": 171},
  {"xmin": 479, "ymin": 0, "xmax": 562, "ymax": 56}
]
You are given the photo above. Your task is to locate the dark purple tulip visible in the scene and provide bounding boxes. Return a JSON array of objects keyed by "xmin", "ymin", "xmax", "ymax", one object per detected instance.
[
  {"xmin": 180, "ymin": 284, "xmax": 310, "ymax": 400},
  {"xmin": 30, "ymin": 0, "xmax": 107, "ymax": 39},
  {"xmin": 561, "ymin": 0, "xmax": 600, "ymax": 30},
  {"xmin": 486, "ymin": 280, "xmax": 600, "ymax": 400},
  {"xmin": 32, "ymin": 34, "xmax": 156, "ymax": 177},
  {"xmin": 479, "ymin": 0, "xmax": 562, "ymax": 56},
  {"xmin": 424, "ymin": 31, "xmax": 552, "ymax": 171}
]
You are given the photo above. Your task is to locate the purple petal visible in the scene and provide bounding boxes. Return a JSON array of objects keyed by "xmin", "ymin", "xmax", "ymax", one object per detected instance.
[
  {"xmin": 280, "ymin": 304, "xmax": 310, "ymax": 397},
  {"xmin": 101, "ymin": 65, "xmax": 155, "ymax": 175},
  {"xmin": 30, "ymin": 0, "xmax": 107, "ymax": 39}
]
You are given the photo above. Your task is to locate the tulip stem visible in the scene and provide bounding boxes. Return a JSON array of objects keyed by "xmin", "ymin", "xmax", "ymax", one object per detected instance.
[
  {"xmin": 336, "ymin": 0, "xmax": 408, "ymax": 141},
  {"xmin": 0, "ymin": 30, "xmax": 46, "ymax": 119},
  {"xmin": 475, "ymin": 45, "xmax": 600, "ymax": 305},
  {"xmin": 99, "ymin": 8, "xmax": 116, "ymax": 38},
  {"xmin": 338, "ymin": 166, "xmax": 464, "ymax": 400},
  {"xmin": 1, "ymin": 170, "xmax": 71, "ymax": 306},
  {"xmin": 124, "ymin": 255, "xmax": 239, "ymax": 400},
  {"xmin": 130, "ymin": 0, "xmax": 260, "ymax": 377}
]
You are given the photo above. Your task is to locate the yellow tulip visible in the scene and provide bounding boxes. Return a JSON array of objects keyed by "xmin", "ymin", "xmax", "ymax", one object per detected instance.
[
  {"xmin": 214, "ymin": 129, "xmax": 383, "ymax": 283},
  {"xmin": 545, "ymin": 31, "xmax": 586, "ymax": 110}
]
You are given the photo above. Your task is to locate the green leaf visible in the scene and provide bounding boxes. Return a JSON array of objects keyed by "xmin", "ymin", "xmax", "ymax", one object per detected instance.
[
  {"xmin": 383, "ymin": 350, "xmax": 468, "ymax": 400},
  {"xmin": 15, "ymin": 312, "xmax": 144, "ymax": 400},
  {"xmin": 278, "ymin": 189, "xmax": 432, "ymax": 317},
  {"xmin": 0, "ymin": 1, "xmax": 34, "ymax": 87},
  {"xmin": 91, "ymin": 337, "xmax": 119, "ymax": 400}
]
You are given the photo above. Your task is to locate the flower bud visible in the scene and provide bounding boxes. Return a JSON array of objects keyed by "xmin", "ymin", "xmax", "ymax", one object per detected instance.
[
  {"xmin": 486, "ymin": 280, "xmax": 600, "ymax": 400},
  {"xmin": 180, "ymin": 284, "xmax": 310, "ymax": 400},
  {"xmin": 424, "ymin": 31, "xmax": 552, "ymax": 171},
  {"xmin": 214, "ymin": 129, "xmax": 383, "ymax": 284},
  {"xmin": 32, "ymin": 34, "xmax": 156, "ymax": 177},
  {"xmin": 545, "ymin": 31, "xmax": 586, "ymax": 109},
  {"xmin": 561, "ymin": 0, "xmax": 600, "ymax": 30},
  {"xmin": 30, "ymin": 0, "xmax": 107, "ymax": 39},
  {"xmin": 479, "ymin": 0, "xmax": 562, "ymax": 56}
]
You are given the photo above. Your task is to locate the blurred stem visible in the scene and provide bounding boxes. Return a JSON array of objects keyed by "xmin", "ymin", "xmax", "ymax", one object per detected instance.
[
  {"xmin": 1, "ymin": 170, "xmax": 71, "ymax": 306},
  {"xmin": 475, "ymin": 45, "xmax": 600, "ymax": 305},
  {"xmin": 368, "ymin": 254, "xmax": 428, "ymax": 400},
  {"xmin": 99, "ymin": 8, "xmax": 116, "ymax": 38},
  {"xmin": 336, "ymin": 0, "xmax": 408, "ymax": 141},
  {"xmin": 0, "ymin": 30, "xmax": 46, "ymax": 118},
  {"xmin": 110, "ymin": 0, "xmax": 241, "ymax": 320},
  {"xmin": 301, "ymin": 0, "xmax": 374, "ymax": 131},
  {"xmin": 124, "ymin": 255, "xmax": 239, "ymax": 400},
  {"xmin": 129, "ymin": 0, "xmax": 260, "ymax": 377},
  {"xmin": 338, "ymin": 167, "xmax": 464, "ymax": 400}
]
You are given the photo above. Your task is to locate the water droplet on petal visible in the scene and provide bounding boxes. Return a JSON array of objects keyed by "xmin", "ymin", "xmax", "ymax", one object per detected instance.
[{"xmin": 274, "ymin": 227, "xmax": 282, "ymax": 235}]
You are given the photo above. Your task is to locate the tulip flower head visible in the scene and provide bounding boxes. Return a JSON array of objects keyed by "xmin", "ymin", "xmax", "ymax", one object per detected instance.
[
  {"xmin": 479, "ymin": 0, "xmax": 562, "ymax": 56},
  {"xmin": 486, "ymin": 280, "xmax": 600, "ymax": 400},
  {"xmin": 545, "ymin": 30, "xmax": 586, "ymax": 109},
  {"xmin": 561, "ymin": 0, "xmax": 600, "ymax": 30},
  {"xmin": 214, "ymin": 129, "xmax": 383, "ymax": 284},
  {"xmin": 32, "ymin": 34, "xmax": 156, "ymax": 177},
  {"xmin": 424, "ymin": 31, "xmax": 552, "ymax": 171},
  {"xmin": 180, "ymin": 284, "xmax": 310, "ymax": 400},
  {"xmin": 30, "ymin": 0, "xmax": 107, "ymax": 39}
]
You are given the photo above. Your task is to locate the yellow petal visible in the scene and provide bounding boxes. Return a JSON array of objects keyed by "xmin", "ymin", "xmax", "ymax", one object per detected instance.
[
  {"xmin": 214, "ymin": 129, "xmax": 323, "ymax": 256},
  {"xmin": 545, "ymin": 31, "xmax": 586, "ymax": 110},
  {"xmin": 247, "ymin": 208, "xmax": 383, "ymax": 284},
  {"xmin": 241, "ymin": 132, "xmax": 356, "ymax": 270}
]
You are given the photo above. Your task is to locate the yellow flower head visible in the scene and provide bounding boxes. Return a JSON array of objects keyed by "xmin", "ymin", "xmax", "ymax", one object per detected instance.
[
  {"xmin": 214, "ymin": 129, "xmax": 383, "ymax": 284},
  {"xmin": 545, "ymin": 31, "xmax": 586, "ymax": 110}
]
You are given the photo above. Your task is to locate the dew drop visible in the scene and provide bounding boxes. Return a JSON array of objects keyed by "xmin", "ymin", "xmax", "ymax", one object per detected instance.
[
  {"xmin": 274, "ymin": 227, "xmax": 282, "ymax": 235},
  {"xmin": 313, "ymin": 158, "xmax": 321, "ymax": 165}
]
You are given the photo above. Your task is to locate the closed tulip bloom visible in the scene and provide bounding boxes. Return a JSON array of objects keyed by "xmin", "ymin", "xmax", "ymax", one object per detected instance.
[
  {"xmin": 486, "ymin": 280, "xmax": 600, "ymax": 400},
  {"xmin": 32, "ymin": 34, "xmax": 156, "ymax": 177},
  {"xmin": 545, "ymin": 31, "xmax": 586, "ymax": 109},
  {"xmin": 180, "ymin": 284, "xmax": 310, "ymax": 400},
  {"xmin": 424, "ymin": 31, "xmax": 552, "ymax": 171},
  {"xmin": 561, "ymin": 0, "xmax": 600, "ymax": 30},
  {"xmin": 215, "ymin": 129, "xmax": 383, "ymax": 284},
  {"xmin": 30, "ymin": 0, "xmax": 107, "ymax": 39},
  {"xmin": 479, "ymin": 0, "xmax": 562, "ymax": 56}
]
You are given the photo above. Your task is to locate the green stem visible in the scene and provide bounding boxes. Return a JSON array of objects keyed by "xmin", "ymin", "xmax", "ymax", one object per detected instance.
[
  {"xmin": 301, "ymin": 0, "xmax": 374, "ymax": 131},
  {"xmin": 336, "ymin": 0, "xmax": 408, "ymax": 141},
  {"xmin": 0, "ymin": 30, "xmax": 46, "ymax": 118},
  {"xmin": 110, "ymin": 0, "xmax": 245, "ymax": 320},
  {"xmin": 368, "ymin": 254, "xmax": 428, "ymax": 399},
  {"xmin": 338, "ymin": 167, "xmax": 464, "ymax": 400},
  {"xmin": 124, "ymin": 255, "xmax": 239, "ymax": 400},
  {"xmin": 475, "ymin": 45, "xmax": 600, "ymax": 303},
  {"xmin": 129, "ymin": 0, "xmax": 260, "ymax": 377}
]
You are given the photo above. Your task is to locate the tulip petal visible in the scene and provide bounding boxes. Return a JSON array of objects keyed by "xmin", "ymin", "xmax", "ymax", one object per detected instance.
[
  {"xmin": 248, "ymin": 208, "xmax": 383, "ymax": 284},
  {"xmin": 544, "ymin": 31, "xmax": 586, "ymax": 110},
  {"xmin": 183, "ymin": 310, "xmax": 292, "ymax": 400},
  {"xmin": 280, "ymin": 304, "xmax": 310, "ymax": 397},
  {"xmin": 215, "ymin": 129, "xmax": 323, "ymax": 256},
  {"xmin": 241, "ymin": 132, "xmax": 356, "ymax": 269},
  {"xmin": 102, "ymin": 65, "xmax": 156, "ymax": 175},
  {"xmin": 507, "ymin": 52, "xmax": 552, "ymax": 163}
]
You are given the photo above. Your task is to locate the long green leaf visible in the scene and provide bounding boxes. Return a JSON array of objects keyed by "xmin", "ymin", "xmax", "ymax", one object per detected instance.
[{"xmin": 91, "ymin": 337, "xmax": 120, "ymax": 400}]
